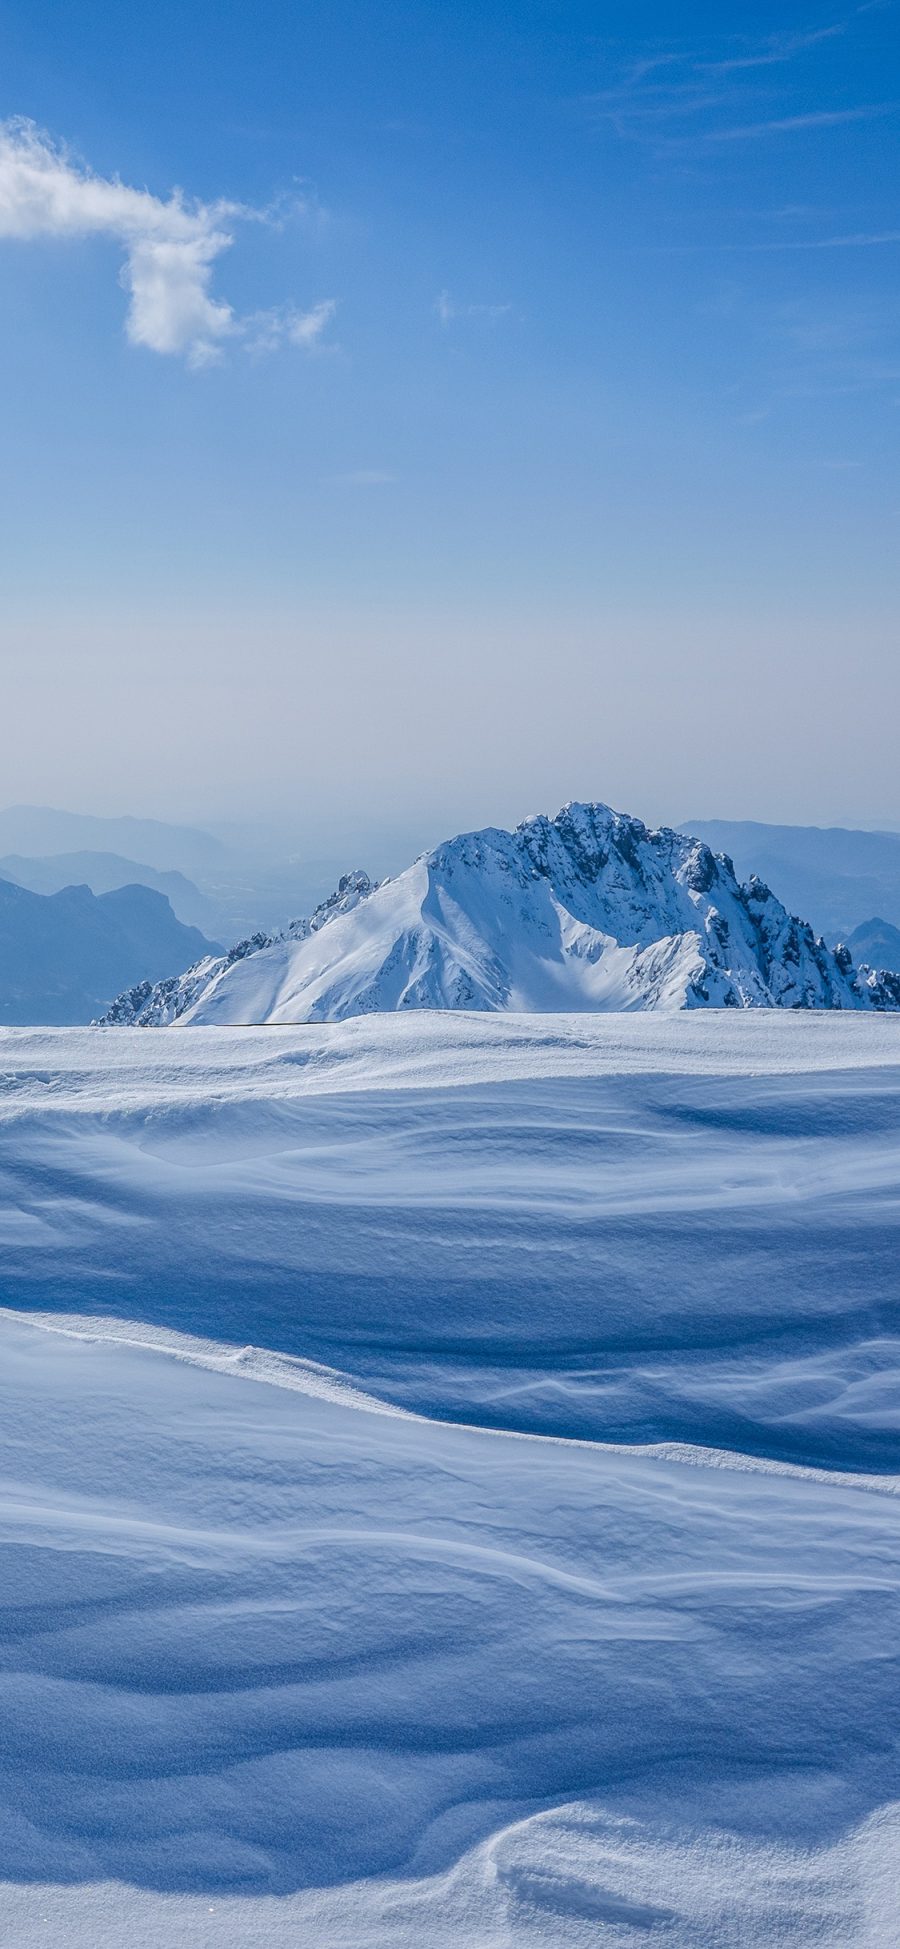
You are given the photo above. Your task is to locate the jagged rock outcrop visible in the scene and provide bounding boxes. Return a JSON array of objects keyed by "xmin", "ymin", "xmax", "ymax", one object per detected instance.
[{"xmin": 101, "ymin": 805, "xmax": 900, "ymax": 1025}]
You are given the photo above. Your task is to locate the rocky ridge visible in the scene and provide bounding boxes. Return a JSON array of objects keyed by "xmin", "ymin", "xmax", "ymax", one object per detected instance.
[{"xmin": 100, "ymin": 804, "xmax": 900, "ymax": 1024}]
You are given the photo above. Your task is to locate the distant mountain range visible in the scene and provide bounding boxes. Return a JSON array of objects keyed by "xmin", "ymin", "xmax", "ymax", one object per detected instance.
[
  {"xmin": 845, "ymin": 916, "xmax": 900, "ymax": 974},
  {"xmin": 0, "ymin": 878, "xmax": 219, "ymax": 1025},
  {"xmin": 103, "ymin": 801, "xmax": 900, "ymax": 1025},
  {"xmin": 0, "ymin": 805, "xmax": 371, "ymax": 941},
  {"xmin": 0, "ymin": 852, "xmax": 218, "ymax": 934},
  {"xmin": 0, "ymin": 806, "xmax": 225, "ymax": 877},
  {"xmin": 681, "ymin": 819, "xmax": 900, "ymax": 938}
]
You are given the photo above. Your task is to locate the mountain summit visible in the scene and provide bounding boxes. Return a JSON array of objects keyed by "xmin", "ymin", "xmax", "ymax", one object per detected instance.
[{"xmin": 102, "ymin": 801, "xmax": 900, "ymax": 1025}]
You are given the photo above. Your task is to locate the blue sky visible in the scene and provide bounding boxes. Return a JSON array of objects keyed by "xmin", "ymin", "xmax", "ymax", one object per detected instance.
[{"xmin": 0, "ymin": 0, "xmax": 898, "ymax": 841}]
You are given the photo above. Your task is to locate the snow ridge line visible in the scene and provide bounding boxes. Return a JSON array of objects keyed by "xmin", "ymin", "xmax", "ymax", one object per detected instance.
[{"xmin": 5, "ymin": 1305, "xmax": 899, "ymax": 1498}]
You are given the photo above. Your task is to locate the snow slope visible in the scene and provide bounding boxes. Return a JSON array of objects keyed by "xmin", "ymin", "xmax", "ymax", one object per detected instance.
[
  {"xmin": 2, "ymin": 1014, "xmax": 900, "ymax": 1944},
  {"xmin": 103, "ymin": 802, "xmax": 900, "ymax": 1025},
  {"xmin": 2, "ymin": 1309, "xmax": 900, "ymax": 1946},
  {"xmin": 3, "ymin": 1012, "xmax": 900, "ymax": 1465}
]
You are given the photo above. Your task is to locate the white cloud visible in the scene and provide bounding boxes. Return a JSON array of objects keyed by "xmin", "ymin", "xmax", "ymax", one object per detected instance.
[
  {"xmin": 122, "ymin": 234, "xmax": 236, "ymax": 364},
  {"xmin": 435, "ymin": 289, "xmax": 511, "ymax": 326},
  {"xmin": 0, "ymin": 117, "xmax": 334, "ymax": 366},
  {"xmin": 287, "ymin": 299, "xmax": 337, "ymax": 347},
  {"xmin": 243, "ymin": 299, "xmax": 338, "ymax": 358}
]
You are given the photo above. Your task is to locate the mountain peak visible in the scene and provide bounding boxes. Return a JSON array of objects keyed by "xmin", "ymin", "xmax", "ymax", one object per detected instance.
[{"xmin": 102, "ymin": 795, "xmax": 900, "ymax": 1027}]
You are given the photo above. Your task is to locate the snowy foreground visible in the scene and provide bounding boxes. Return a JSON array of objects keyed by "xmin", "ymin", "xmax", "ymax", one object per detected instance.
[{"xmin": 1, "ymin": 1013, "xmax": 900, "ymax": 1946}]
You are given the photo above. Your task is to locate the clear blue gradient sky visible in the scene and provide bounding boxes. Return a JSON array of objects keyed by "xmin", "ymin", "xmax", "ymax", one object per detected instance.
[{"xmin": 1, "ymin": 0, "xmax": 898, "ymax": 840}]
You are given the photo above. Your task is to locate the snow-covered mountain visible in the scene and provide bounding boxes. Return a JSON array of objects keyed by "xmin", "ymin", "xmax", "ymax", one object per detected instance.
[
  {"xmin": 102, "ymin": 801, "xmax": 900, "ymax": 1025},
  {"xmin": 680, "ymin": 817, "xmax": 900, "ymax": 936}
]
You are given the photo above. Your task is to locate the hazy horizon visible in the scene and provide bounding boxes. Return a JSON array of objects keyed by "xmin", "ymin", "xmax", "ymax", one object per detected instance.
[{"xmin": 2, "ymin": 791, "xmax": 899, "ymax": 888}]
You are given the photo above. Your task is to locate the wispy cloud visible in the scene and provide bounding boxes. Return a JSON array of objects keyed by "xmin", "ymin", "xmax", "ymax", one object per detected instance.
[
  {"xmin": 245, "ymin": 299, "xmax": 338, "ymax": 356},
  {"xmin": 734, "ymin": 228, "xmax": 900, "ymax": 250},
  {"xmin": 753, "ymin": 288, "xmax": 900, "ymax": 400},
  {"xmin": 435, "ymin": 289, "xmax": 511, "ymax": 326},
  {"xmin": 705, "ymin": 103, "xmax": 893, "ymax": 141},
  {"xmin": 585, "ymin": 74, "xmax": 734, "ymax": 138},
  {"xmin": 0, "ymin": 118, "xmax": 334, "ymax": 366},
  {"xmin": 588, "ymin": 11, "xmax": 892, "ymax": 151},
  {"xmin": 649, "ymin": 227, "xmax": 900, "ymax": 258},
  {"xmin": 701, "ymin": 25, "xmax": 847, "ymax": 73},
  {"xmin": 624, "ymin": 54, "xmax": 685, "ymax": 87},
  {"xmin": 287, "ymin": 299, "xmax": 337, "ymax": 347},
  {"xmin": 793, "ymin": 228, "xmax": 900, "ymax": 247}
]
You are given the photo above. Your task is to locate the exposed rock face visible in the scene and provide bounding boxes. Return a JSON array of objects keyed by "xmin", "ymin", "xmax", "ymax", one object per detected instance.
[{"xmin": 101, "ymin": 804, "xmax": 900, "ymax": 1025}]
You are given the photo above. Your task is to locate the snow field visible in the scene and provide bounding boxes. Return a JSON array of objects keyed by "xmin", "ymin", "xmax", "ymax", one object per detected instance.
[{"xmin": 0, "ymin": 1013, "xmax": 899, "ymax": 1943}]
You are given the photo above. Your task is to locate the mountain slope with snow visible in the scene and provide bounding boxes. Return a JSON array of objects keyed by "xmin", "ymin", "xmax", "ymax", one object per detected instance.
[
  {"xmin": 681, "ymin": 817, "xmax": 900, "ymax": 937},
  {"xmin": 105, "ymin": 801, "xmax": 900, "ymax": 1024}
]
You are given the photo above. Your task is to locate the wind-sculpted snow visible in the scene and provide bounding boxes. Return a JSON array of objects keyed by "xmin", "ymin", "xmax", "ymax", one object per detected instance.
[
  {"xmin": 2, "ymin": 1015, "xmax": 900, "ymax": 1944},
  {"xmin": 1, "ymin": 1311, "xmax": 900, "ymax": 1944},
  {"xmin": 3, "ymin": 1016, "xmax": 900, "ymax": 1469},
  {"xmin": 102, "ymin": 801, "xmax": 900, "ymax": 1024}
]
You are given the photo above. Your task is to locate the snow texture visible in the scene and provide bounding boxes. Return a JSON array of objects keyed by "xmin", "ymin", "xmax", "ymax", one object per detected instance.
[
  {"xmin": 1, "ymin": 1012, "xmax": 900, "ymax": 1943},
  {"xmin": 101, "ymin": 802, "xmax": 900, "ymax": 1025}
]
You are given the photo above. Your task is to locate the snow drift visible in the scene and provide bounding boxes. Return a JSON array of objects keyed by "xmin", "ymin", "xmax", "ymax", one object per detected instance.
[{"xmin": 1, "ymin": 1013, "xmax": 900, "ymax": 1944}]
